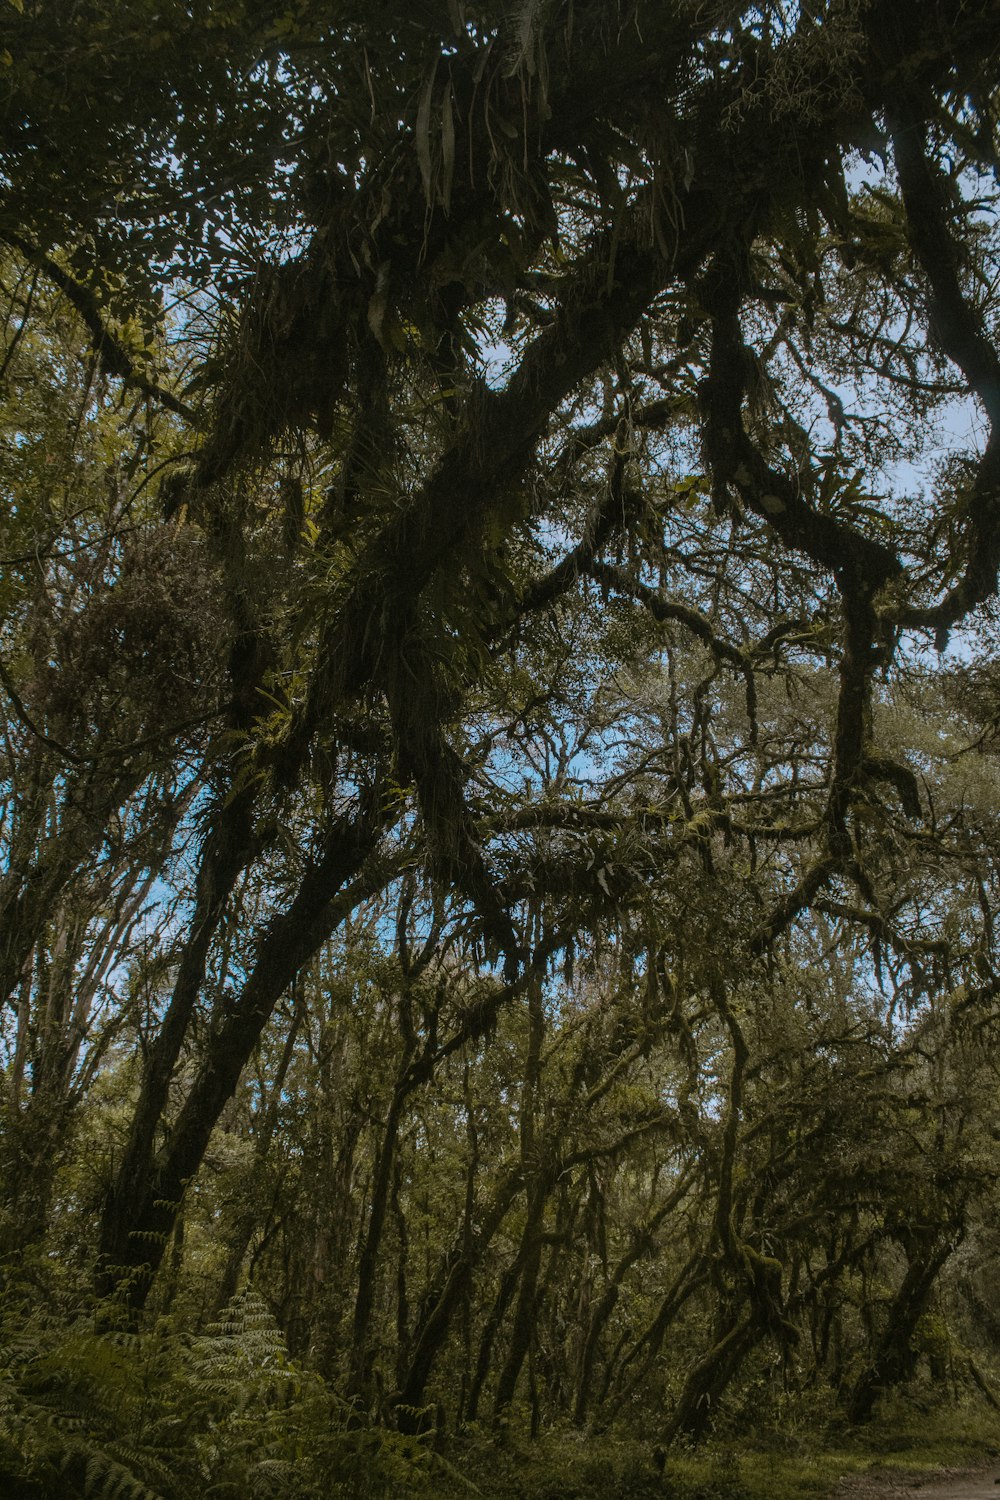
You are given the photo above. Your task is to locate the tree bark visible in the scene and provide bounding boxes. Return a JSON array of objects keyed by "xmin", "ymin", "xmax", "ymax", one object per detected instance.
[
  {"xmin": 847, "ymin": 1236, "xmax": 956, "ymax": 1423},
  {"xmin": 493, "ymin": 981, "xmax": 545, "ymax": 1422},
  {"xmin": 95, "ymin": 800, "xmax": 391, "ymax": 1312}
]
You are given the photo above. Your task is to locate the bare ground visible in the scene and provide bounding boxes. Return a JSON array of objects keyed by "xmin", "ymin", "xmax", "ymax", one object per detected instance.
[{"xmin": 833, "ymin": 1466, "xmax": 1000, "ymax": 1499}]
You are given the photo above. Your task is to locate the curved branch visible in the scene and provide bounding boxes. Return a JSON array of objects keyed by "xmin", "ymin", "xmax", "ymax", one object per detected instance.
[
  {"xmin": 589, "ymin": 559, "xmax": 758, "ymax": 740},
  {"xmin": 2, "ymin": 233, "xmax": 196, "ymax": 422},
  {"xmin": 886, "ymin": 106, "xmax": 1000, "ymax": 635}
]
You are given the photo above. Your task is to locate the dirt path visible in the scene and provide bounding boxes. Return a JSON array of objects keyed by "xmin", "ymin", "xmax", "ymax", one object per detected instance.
[{"xmin": 835, "ymin": 1467, "xmax": 1000, "ymax": 1499}]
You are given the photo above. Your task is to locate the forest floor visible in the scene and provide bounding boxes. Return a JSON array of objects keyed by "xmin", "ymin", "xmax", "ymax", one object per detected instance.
[
  {"xmin": 440, "ymin": 1404, "xmax": 1000, "ymax": 1500},
  {"xmin": 833, "ymin": 1468, "xmax": 1000, "ymax": 1498},
  {"xmin": 436, "ymin": 1449, "xmax": 1000, "ymax": 1500},
  {"xmin": 445, "ymin": 1418, "xmax": 1000, "ymax": 1500}
]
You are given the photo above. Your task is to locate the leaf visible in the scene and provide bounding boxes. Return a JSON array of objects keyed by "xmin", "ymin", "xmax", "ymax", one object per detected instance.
[
  {"xmin": 6, "ymin": 0, "xmax": 22, "ymax": 12},
  {"xmin": 415, "ymin": 56, "xmax": 439, "ymax": 206},
  {"xmin": 440, "ymin": 80, "xmax": 455, "ymax": 214},
  {"xmin": 0, "ymin": 48, "xmax": 11, "ymax": 65}
]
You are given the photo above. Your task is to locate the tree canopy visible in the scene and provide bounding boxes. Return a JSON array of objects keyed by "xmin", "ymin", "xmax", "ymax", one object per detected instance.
[{"xmin": 3, "ymin": 2, "xmax": 1000, "ymax": 1495}]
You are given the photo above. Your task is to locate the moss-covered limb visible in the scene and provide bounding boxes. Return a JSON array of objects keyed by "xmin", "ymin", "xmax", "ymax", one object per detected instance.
[
  {"xmin": 597, "ymin": 1254, "xmax": 712, "ymax": 1418},
  {"xmin": 847, "ymin": 1235, "xmax": 959, "ymax": 1424},
  {"xmin": 887, "ymin": 100, "xmax": 1000, "ymax": 636},
  {"xmin": 97, "ymin": 793, "xmax": 404, "ymax": 1313},
  {"xmin": 96, "ymin": 782, "xmax": 257, "ymax": 1304},
  {"xmin": 589, "ymin": 559, "xmax": 759, "ymax": 738},
  {"xmin": 492, "ymin": 981, "xmax": 546, "ymax": 1422},
  {"xmin": 660, "ymin": 1313, "xmax": 760, "ymax": 1447},
  {"xmin": 967, "ymin": 1357, "xmax": 1000, "ymax": 1415},
  {"xmin": 573, "ymin": 1169, "xmax": 698, "ymax": 1426},
  {"xmin": 380, "ymin": 617, "xmax": 522, "ymax": 978},
  {"xmin": 0, "ymin": 234, "xmax": 196, "ymax": 422},
  {"xmin": 265, "ymin": 0, "xmax": 968, "ymax": 798},
  {"xmin": 698, "ymin": 242, "xmax": 903, "ymax": 593},
  {"xmin": 516, "ymin": 461, "xmax": 643, "ymax": 620},
  {"xmin": 692, "ymin": 259, "xmax": 899, "ymax": 982},
  {"xmin": 710, "ymin": 983, "xmax": 750, "ymax": 1272}
]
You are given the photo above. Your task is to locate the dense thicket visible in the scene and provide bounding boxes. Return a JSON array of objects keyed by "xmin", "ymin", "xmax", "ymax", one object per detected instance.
[{"xmin": 2, "ymin": 1, "xmax": 1000, "ymax": 1494}]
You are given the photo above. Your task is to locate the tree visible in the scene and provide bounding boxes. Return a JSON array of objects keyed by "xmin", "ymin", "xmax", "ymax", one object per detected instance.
[{"xmin": 3, "ymin": 0, "xmax": 1000, "ymax": 1479}]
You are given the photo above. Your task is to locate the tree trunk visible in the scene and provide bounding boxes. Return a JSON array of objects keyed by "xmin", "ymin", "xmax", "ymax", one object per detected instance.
[
  {"xmin": 96, "ymin": 789, "xmax": 255, "ymax": 1304},
  {"xmin": 95, "ymin": 803, "xmax": 386, "ymax": 1313},
  {"xmin": 493, "ymin": 979, "xmax": 545, "ymax": 1422},
  {"xmin": 847, "ymin": 1236, "xmax": 956, "ymax": 1423},
  {"xmin": 398, "ymin": 1164, "xmax": 525, "ymax": 1421},
  {"xmin": 661, "ymin": 1313, "xmax": 758, "ymax": 1445},
  {"xmin": 211, "ymin": 993, "xmax": 302, "ymax": 1316},
  {"xmin": 465, "ymin": 1243, "xmax": 529, "ymax": 1423},
  {"xmin": 492, "ymin": 1183, "xmax": 545, "ymax": 1421},
  {"xmin": 574, "ymin": 1173, "xmax": 695, "ymax": 1425},
  {"xmin": 348, "ymin": 1065, "xmax": 412, "ymax": 1399}
]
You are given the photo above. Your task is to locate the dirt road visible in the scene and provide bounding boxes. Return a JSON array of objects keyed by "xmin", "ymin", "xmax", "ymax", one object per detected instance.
[
  {"xmin": 908, "ymin": 1477, "xmax": 1000, "ymax": 1499},
  {"xmin": 836, "ymin": 1469, "xmax": 1000, "ymax": 1500}
]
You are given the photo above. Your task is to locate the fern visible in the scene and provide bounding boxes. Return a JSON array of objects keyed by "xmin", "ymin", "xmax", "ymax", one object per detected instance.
[
  {"xmin": 0, "ymin": 1318, "xmax": 170, "ymax": 1499},
  {"xmin": 0, "ymin": 1291, "xmax": 438, "ymax": 1500}
]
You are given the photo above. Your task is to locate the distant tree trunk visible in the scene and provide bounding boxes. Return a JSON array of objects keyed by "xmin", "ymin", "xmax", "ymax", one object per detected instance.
[
  {"xmin": 454, "ymin": 1069, "xmax": 479, "ymax": 1423},
  {"xmin": 1, "ymin": 936, "xmax": 71, "ymax": 1250},
  {"xmin": 0, "ymin": 1083, "xmax": 70, "ymax": 1259},
  {"xmin": 348, "ymin": 1062, "xmax": 413, "ymax": 1400},
  {"xmin": 95, "ymin": 802, "xmax": 385, "ymax": 1314},
  {"xmin": 492, "ymin": 1182, "xmax": 545, "ymax": 1421},
  {"xmin": 155, "ymin": 1213, "xmax": 185, "ymax": 1318},
  {"xmin": 607, "ymin": 1252, "xmax": 709, "ymax": 1415},
  {"xmin": 311, "ymin": 1102, "xmax": 363, "ymax": 1380},
  {"xmin": 393, "ymin": 1154, "xmax": 411, "ymax": 1393},
  {"xmin": 465, "ymin": 1244, "xmax": 529, "ymax": 1423},
  {"xmin": 96, "ymin": 790, "xmax": 255, "ymax": 1307},
  {"xmin": 847, "ymin": 1235, "xmax": 956, "ymax": 1423},
  {"xmin": 211, "ymin": 991, "xmax": 303, "ymax": 1316},
  {"xmin": 0, "ymin": 764, "xmax": 147, "ymax": 1009},
  {"xmin": 661, "ymin": 983, "xmax": 795, "ymax": 1446},
  {"xmin": 493, "ymin": 979, "xmax": 545, "ymax": 1423},
  {"xmin": 2, "ymin": 864, "xmax": 163, "ymax": 1261},
  {"xmin": 661, "ymin": 1313, "xmax": 758, "ymax": 1445},
  {"xmin": 397, "ymin": 1164, "xmax": 525, "ymax": 1422},
  {"xmin": 573, "ymin": 1173, "xmax": 694, "ymax": 1426}
]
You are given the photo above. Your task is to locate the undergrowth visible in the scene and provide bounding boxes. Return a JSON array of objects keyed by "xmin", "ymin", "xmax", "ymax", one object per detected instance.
[
  {"xmin": 439, "ymin": 1393, "xmax": 1000, "ymax": 1500},
  {"xmin": 0, "ymin": 1288, "xmax": 439, "ymax": 1499},
  {"xmin": 3, "ymin": 1296, "xmax": 999, "ymax": 1500}
]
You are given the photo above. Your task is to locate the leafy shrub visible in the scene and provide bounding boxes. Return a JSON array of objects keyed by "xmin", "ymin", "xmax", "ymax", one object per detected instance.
[{"xmin": 0, "ymin": 1290, "xmax": 437, "ymax": 1499}]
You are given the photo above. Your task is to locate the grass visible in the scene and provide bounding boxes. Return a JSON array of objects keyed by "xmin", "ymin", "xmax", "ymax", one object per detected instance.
[{"xmin": 429, "ymin": 1395, "xmax": 1000, "ymax": 1500}]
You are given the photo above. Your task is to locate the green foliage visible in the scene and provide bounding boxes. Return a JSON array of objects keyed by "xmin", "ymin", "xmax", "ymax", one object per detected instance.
[
  {"xmin": 441, "ymin": 1402, "xmax": 1000, "ymax": 1500},
  {"xmin": 0, "ymin": 1291, "xmax": 440, "ymax": 1500},
  {"xmin": 4, "ymin": 1, "xmax": 1000, "ymax": 1495}
]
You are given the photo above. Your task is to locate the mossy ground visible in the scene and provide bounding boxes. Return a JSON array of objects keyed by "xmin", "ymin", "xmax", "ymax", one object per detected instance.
[{"xmin": 430, "ymin": 1398, "xmax": 1000, "ymax": 1500}]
